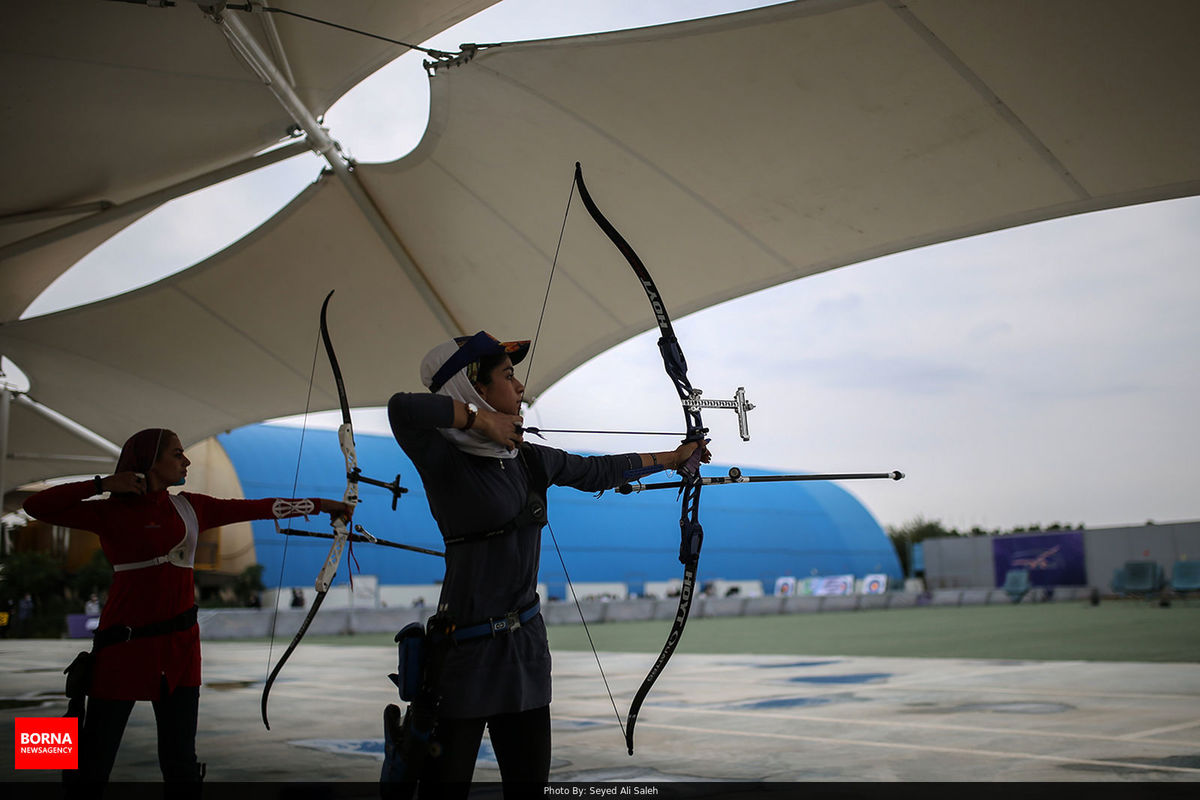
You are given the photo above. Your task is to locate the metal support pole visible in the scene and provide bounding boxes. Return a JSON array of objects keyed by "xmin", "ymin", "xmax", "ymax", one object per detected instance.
[
  {"xmin": 10, "ymin": 395, "xmax": 121, "ymax": 460},
  {"xmin": 0, "ymin": 387, "xmax": 10, "ymax": 513},
  {"xmin": 0, "ymin": 141, "xmax": 311, "ymax": 263},
  {"xmin": 214, "ymin": 9, "xmax": 465, "ymax": 337}
]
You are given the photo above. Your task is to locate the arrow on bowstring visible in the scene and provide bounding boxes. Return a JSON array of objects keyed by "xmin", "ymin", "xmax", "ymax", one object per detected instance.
[{"xmin": 520, "ymin": 426, "xmax": 686, "ymax": 437}]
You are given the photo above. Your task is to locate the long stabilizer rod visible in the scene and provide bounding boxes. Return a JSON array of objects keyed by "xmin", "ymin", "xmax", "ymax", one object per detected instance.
[
  {"xmin": 278, "ymin": 525, "xmax": 444, "ymax": 558},
  {"xmin": 617, "ymin": 467, "xmax": 904, "ymax": 494}
]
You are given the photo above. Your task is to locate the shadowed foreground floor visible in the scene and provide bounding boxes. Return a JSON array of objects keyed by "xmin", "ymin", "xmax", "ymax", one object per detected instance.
[{"xmin": 2, "ymin": 601, "xmax": 1198, "ymax": 785}]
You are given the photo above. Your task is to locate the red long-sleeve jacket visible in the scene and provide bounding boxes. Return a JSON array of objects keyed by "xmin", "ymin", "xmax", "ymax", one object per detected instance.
[{"xmin": 24, "ymin": 481, "xmax": 319, "ymax": 699}]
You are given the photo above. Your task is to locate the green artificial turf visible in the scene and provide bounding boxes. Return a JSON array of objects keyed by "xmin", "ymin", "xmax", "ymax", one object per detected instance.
[
  {"xmin": 546, "ymin": 600, "xmax": 1200, "ymax": 662},
  {"xmin": 260, "ymin": 600, "xmax": 1199, "ymax": 662}
]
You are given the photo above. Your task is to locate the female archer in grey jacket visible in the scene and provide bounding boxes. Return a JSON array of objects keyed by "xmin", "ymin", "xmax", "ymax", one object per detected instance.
[{"xmin": 386, "ymin": 331, "xmax": 706, "ymax": 793}]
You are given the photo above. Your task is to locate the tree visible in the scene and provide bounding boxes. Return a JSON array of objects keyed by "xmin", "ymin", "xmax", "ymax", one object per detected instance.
[
  {"xmin": 71, "ymin": 549, "xmax": 113, "ymax": 610},
  {"xmin": 0, "ymin": 551, "xmax": 68, "ymax": 637},
  {"xmin": 232, "ymin": 564, "xmax": 265, "ymax": 607},
  {"xmin": 886, "ymin": 516, "xmax": 957, "ymax": 577},
  {"xmin": 0, "ymin": 550, "xmax": 64, "ymax": 604}
]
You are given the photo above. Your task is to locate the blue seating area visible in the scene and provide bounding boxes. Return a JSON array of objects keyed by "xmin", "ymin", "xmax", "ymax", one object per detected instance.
[
  {"xmin": 1171, "ymin": 560, "xmax": 1200, "ymax": 596},
  {"xmin": 1107, "ymin": 560, "xmax": 1172, "ymax": 602},
  {"xmin": 1121, "ymin": 561, "xmax": 1165, "ymax": 596},
  {"xmin": 1003, "ymin": 568, "xmax": 1031, "ymax": 603},
  {"xmin": 1107, "ymin": 560, "xmax": 1200, "ymax": 602},
  {"xmin": 1110, "ymin": 567, "xmax": 1127, "ymax": 595}
]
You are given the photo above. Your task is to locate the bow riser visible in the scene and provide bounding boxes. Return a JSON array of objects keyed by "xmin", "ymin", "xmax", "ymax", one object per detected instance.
[
  {"xmin": 314, "ymin": 520, "xmax": 348, "ymax": 593},
  {"xmin": 657, "ymin": 338, "xmax": 702, "ymax": 432},
  {"xmin": 313, "ymin": 419, "xmax": 359, "ymax": 593},
  {"xmin": 338, "ymin": 422, "xmax": 360, "ymax": 496}
]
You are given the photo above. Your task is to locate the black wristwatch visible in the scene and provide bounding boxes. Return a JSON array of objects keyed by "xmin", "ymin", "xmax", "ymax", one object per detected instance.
[{"xmin": 463, "ymin": 402, "xmax": 478, "ymax": 430}]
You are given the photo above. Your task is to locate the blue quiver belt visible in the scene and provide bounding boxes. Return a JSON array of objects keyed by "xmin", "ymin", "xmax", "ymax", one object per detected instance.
[{"xmin": 388, "ymin": 622, "xmax": 426, "ymax": 702}]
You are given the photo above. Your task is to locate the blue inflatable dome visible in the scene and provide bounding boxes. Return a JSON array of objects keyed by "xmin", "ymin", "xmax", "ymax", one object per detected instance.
[{"xmin": 218, "ymin": 424, "xmax": 902, "ymax": 595}]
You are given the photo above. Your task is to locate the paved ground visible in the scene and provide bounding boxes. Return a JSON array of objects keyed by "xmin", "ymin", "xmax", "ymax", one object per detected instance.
[{"xmin": 2, "ymin": 638, "xmax": 1199, "ymax": 785}]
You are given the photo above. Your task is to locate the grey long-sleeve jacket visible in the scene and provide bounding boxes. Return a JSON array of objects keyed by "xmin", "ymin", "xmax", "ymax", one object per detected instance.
[{"xmin": 388, "ymin": 392, "xmax": 639, "ymax": 718}]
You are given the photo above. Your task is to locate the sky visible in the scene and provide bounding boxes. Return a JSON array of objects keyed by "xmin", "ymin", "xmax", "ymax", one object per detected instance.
[{"xmin": 16, "ymin": 0, "xmax": 1200, "ymax": 534}]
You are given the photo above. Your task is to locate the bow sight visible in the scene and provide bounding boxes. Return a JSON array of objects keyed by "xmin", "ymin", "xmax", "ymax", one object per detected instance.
[{"xmin": 683, "ymin": 386, "xmax": 755, "ymax": 441}]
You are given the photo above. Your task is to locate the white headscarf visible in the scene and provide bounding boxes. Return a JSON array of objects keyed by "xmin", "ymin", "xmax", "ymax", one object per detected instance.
[{"xmin": 420, "ymin": 339, "xmax": 519, "ymax": 460}]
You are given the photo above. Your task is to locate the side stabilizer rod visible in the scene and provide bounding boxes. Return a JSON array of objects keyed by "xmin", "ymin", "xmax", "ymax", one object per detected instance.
[{"xmin": 351, "ymin": 470, "xmax": 409, "ymax": 510}]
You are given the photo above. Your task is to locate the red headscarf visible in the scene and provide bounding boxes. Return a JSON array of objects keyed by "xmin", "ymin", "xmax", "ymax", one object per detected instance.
[{"xmin": 114, "ymin": 428, "xmax": 174, "ymax": 475}]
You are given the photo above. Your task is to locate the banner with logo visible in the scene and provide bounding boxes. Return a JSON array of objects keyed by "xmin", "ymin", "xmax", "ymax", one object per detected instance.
[
  {"xmin": 810, "ymin": 574, "xmax": 855, "ymax": 596},
  {"xmin": 14, "ymin": 717, "xmax": 77, "ymax": 770},
  {"xmin": 992, "ymin": 531, "xmax": 1086, "ymax": 587}
]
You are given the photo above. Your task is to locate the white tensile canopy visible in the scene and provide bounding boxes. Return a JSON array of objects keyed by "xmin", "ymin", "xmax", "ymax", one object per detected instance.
[
  {"xmin": 2, "ymin": 0, "xmax": 1198, "ymax": 492},
  {"xmin": 0, "ymin": 0, "xmax": 497, "ymax": 493},
  {"xmin": 0, "ymin": 0, "xmax": 496, "ymax": 320}
]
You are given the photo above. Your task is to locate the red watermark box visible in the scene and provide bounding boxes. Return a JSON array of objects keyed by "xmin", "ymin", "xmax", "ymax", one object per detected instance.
[{"xmin": 14, "ymin": 717, "xmax": 78, "ymax": 770}]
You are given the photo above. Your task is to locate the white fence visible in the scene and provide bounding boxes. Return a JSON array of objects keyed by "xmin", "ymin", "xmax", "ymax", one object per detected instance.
[{"xmin": 200, "ymin": 585, "xmax": 1099, "ymax": 639}]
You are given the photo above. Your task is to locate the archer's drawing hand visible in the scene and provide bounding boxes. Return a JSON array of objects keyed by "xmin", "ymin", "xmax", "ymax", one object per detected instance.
[
  {"xmin": 475, "ymin": 408, "xmax": 525, "ymax": 451},
  {"xmin": 105, "ymin": 472, "xmax": 147, "ymax": 495}
]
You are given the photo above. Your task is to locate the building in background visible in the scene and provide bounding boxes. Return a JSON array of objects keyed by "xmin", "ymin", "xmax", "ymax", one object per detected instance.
[{"xmin": 921, "ymin": 523, "xmax": 1200, "ymax": 592}]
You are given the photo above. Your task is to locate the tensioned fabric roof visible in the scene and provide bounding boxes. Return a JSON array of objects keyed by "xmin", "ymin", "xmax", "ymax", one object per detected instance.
[
  {"xmin": 0, "ymin": 0, "xmax": 495, "ymax": 490},
  {"xmin": 0, "ymin": 0, "xmax": 496, "ymax": 320},
  {"xmin": 2, "ymin": 0, "xmax": 1198, "ymax": 489}
]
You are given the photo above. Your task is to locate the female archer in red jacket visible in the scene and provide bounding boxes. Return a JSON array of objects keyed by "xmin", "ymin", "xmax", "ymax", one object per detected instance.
[{"xmin": 23, "ymin": 428, "xmax": 352, "ymax": 786}]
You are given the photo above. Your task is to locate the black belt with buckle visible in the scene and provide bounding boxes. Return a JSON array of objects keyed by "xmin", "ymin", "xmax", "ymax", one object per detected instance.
[
  {"xmin": 450, "ymin": 598, "xmax": 541, "ymax": 642},
  {"xmin": 92, "ymin": 605, "xmax": 198, "ymax": 651}
]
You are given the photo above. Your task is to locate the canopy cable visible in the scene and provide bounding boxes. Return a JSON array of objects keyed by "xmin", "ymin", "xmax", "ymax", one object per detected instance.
[
  {"xmin": 252, "ymin": 6, "xmax": 457, "ymax": 58},
  {"xmin": 112, "ymin": 2, "xmax": 497, "ymax": 68}
]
